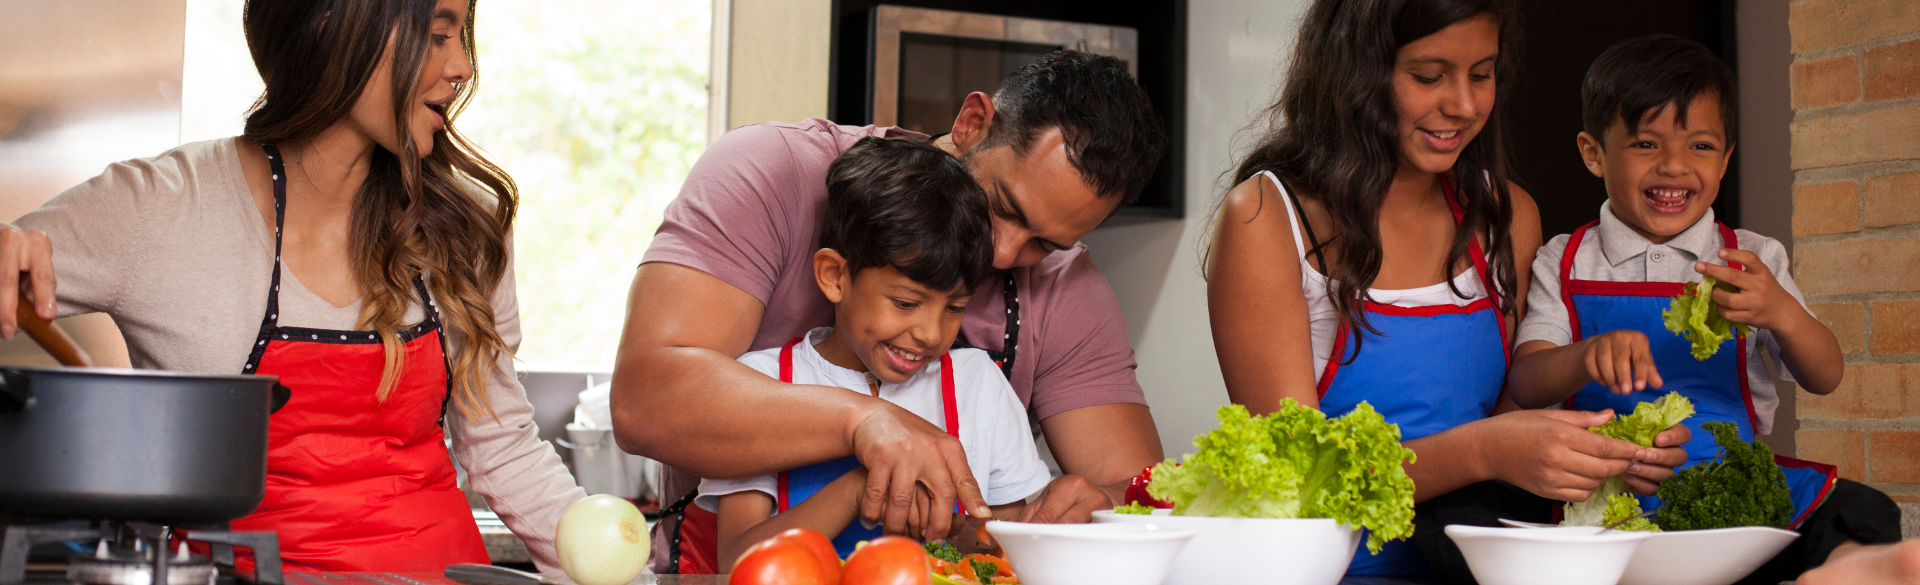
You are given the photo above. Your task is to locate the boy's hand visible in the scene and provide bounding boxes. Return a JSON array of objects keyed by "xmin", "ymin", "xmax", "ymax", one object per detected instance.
[
  {"xmin": 1580, "ymin": 330, "xmax": 1663, "ymax": 394},
  {"xmin": 1696, "ymin": 249, "xmax": 1808, "ymax": 332}
]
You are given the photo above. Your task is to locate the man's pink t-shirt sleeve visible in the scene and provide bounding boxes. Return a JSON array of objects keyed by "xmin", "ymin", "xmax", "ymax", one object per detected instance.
[
  {"xmin": 1022, "ymin": 246, "xmax": 1147, "ymax": 420},
  {"xmin": 641, "ymin": 123, "xmax": 809, "ymax": 304}
]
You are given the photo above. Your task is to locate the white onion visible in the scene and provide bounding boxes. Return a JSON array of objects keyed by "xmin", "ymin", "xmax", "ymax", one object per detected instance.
[{"xmin": 555, "ymin": 495, "xmax": 650, "ymax": 585}]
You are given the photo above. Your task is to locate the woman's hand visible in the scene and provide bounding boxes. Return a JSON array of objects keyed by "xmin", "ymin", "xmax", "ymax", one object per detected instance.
[
  {"xmin": 1474, "ymin": 409, "xmax": 1676, "ymax": 502},
  {"xmin": 0, "ymin": 226, "xmax": 57, "ymax": 339},
  {"xmin": 848, "ymin": 402, "xmax": 992, "ymax": 540},
  {"xmin": 1620, "ymin": 424, "xmax": 1689, "ymax": 495}
]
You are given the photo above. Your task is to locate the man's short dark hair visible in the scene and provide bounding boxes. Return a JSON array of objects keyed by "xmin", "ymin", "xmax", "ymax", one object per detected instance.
[
  {"xmin": 1582, "ymin": 35, "xmax": 1738, "ymax": 145},
  {"xmin": 822, "ymin": 137, "xmax": 993, "ymax": 293},
  {"xmin": 979, "ymin": 50, "xmax": 1168, "ymax": 206}
]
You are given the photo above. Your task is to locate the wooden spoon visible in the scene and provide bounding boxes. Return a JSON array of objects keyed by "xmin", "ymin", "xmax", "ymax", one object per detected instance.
[{"xmin": 15, "ymin": 290, "xmax": 91, "ymax": 367}]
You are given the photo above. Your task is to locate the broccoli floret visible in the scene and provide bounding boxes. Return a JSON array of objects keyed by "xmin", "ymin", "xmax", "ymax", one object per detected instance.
[
  {"xmin": 1655, "ymin": 421, "xmax": 1793, "ymax": 531},
  {"xmin": 1112, "ymin": 502, "xmax": 1154, "ymax": 515},
  {"xmin": 923, "ymin": 541, "xmax": 961, "ymax": 564},
  {"xmin": 969, "ymin": 559, "xmax": 998, "ymax": 581}
]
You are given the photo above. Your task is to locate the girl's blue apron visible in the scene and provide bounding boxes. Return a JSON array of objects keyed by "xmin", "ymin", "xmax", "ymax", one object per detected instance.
[
  {"xmin": 1318, "ymin": 179, "xmax": 1509, "ymax": 576},
  {"xmin": 771, "ymin": 337, "xmax": 959, "ymax": 558},
  {"xmin": 1557, "ymin": 221, "xmax": 1837, "ymax": 529}
]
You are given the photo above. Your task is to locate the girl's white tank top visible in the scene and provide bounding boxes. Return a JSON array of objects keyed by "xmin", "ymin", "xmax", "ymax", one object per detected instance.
[{"xmin": 1257, "ymin": 171, "xmax": 1494, "ymax": 382}]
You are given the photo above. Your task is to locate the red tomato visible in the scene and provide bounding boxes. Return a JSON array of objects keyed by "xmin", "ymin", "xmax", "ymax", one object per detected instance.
[
  {"xmin": 729, "ymin": 541, "xmax": 829, "ymax": 585},
  {"xmin": 841, "ymin": 536, "xmax": 931, "ymax": 585},
  {"xmin": 749, "ymin": 529, "xmax": 840, "ymax": 583}
]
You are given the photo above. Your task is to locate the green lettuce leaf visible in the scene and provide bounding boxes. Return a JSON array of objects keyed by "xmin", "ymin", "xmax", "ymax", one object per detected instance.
[
  {"xmin": 1663, "ymin": 275, "xmax": 1752, "ymax": 360},
  {"xmin": 1148, "ymin": 401, "xmax": 1417, "ymax": 554},
  {"xmin": 1562, "ymin": 394, "xmax": 1694, "ymax": 527},
  {"xmin": 1599, "ymin": 492, "xmax": 1660, "ymax": 532}
]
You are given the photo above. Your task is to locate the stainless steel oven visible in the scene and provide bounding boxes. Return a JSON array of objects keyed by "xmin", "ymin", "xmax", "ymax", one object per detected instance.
[{"xmin": 866, "ymin": 5, "xmax": 1138, "ymax": 136}]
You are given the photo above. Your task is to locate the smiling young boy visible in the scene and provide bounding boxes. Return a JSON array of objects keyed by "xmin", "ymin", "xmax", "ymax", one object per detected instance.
[
  {"xmin": 697, "ymin": 137, "xmax": 1051, "ymax": 569},
  {"xmin": 1507, "ymin": 35, "xmax": 1899, "ymax": 581}
]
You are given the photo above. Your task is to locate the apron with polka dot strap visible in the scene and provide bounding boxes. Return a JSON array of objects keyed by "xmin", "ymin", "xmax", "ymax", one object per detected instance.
[{"xmin": 228, "ymin": 143, "xmax": 488, "ymax": 572}]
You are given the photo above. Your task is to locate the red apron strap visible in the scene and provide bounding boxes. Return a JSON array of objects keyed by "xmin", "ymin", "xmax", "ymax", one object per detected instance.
[
  {"xmin": 1439, "ymin": 177, "xmax": 1511, "ymax": 361},
  {"xmin": 1316, "ymin": 320, "xmax": 1349, "ymax": 400},
  {"xmin": 1558, "ymin": 221, "xmax": 1598, "ymax": 411},
  {"xmin": 1717, "ymin": 223, "xmax": 1744, "ymax": 270},
  {"xmin": 775, "ymin": 337, "xmax": 802, "ymax": 512},
  {"xmin": 939, "ymin": 353, "xmax": 959, "ymax": 438}
]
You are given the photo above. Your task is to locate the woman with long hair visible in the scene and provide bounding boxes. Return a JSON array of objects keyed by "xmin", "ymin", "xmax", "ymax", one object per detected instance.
[
  {"xmin": 1205, "ymin": 0, "xmax": 1690, "ymax": 577},
  {"xmin": 0, "ymin": 0, "xmax": 584, "ymax": 575}
]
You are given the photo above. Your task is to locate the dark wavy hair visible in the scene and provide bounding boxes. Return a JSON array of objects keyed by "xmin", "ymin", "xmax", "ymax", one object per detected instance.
[
  {"xmin": 822, "ymin": 137, "xmax": 993, "ymax": 293},
  {"xmin": 979, "ymin": 51, "xmax": 1168, "ymax": 206},
  {"xmin": 1230, "ymin": 0, "xmax": 1521, "ymax": 343},
  {"xmin": 241, "ymin": 0, "xmax": 515, "ymax": 422}
]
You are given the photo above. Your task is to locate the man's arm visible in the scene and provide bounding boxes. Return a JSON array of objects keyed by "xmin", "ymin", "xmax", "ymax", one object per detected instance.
[
  {"xmin": 1016, "ymin": 403, "xmax": 1162, "ymax": 523},
  {"xmin": 611, "ymin": 263, "xmax": 990, "ymax": 533}
]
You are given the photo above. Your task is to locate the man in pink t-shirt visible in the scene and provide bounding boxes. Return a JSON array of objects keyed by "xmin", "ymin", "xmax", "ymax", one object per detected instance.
[{"xmin": 611, "ymin": 52, "xmax": 1169, "ymax": 568}]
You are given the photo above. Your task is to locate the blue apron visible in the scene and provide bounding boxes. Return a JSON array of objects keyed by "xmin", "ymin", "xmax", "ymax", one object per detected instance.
[
  {"xmin": 1319, "ymin": 179, "xmax": 1510, "ymax": 576},
  {"xmin": 1557, "ymin": 221, "xmax": 1838, "ymax": 529},
  {"xmin": 771, "ymin": 337, "xmax": 959, "ymax": 558}
]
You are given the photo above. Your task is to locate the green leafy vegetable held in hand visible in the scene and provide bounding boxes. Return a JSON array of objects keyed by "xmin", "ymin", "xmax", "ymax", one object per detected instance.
[
  {"xmin": 1663, "ymin": 275, "xmax": 1752, "ymax": 360},
  {"xmin": 1656, "ymin": 421, "xmax": 1793, "ymax": 531},
  {"xmin": 924, "ymin": 541, "xmax": 962, "ymax": 564},
  {"xmin": 1146, "ymin": 401, "xmax": 1417, "ymax": 554},
  {"xmin": 1600, "ymin": 493, "xmax": 1659, "ymax": 532},
  {"xmin": 1112, "ymin": 502, "xmax": 1154, "ymax": 515},
  {"xmin": 1562, "ymin": 393, "xmax": 1694, "ymax": 528}
]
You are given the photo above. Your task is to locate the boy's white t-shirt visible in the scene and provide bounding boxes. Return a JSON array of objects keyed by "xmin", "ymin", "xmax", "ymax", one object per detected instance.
[{"xmin": 696, "ymin": 327, "xmax": 1053, "ymax": 513}]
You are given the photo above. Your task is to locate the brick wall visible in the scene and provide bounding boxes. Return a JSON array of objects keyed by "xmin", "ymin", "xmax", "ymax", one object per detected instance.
[{"xmin": 1786, "ymin": 0, "xmax": 1920, "ymax": 508}]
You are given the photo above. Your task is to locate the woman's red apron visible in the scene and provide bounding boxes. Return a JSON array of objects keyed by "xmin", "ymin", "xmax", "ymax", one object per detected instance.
[{"xmin": 225, "ymin": 144, "xmax": 488, "ymax": 572}]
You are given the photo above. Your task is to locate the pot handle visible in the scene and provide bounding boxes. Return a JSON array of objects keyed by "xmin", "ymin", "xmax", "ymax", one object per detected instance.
[
  {"xmin": 271, "ymin": 382, "xmax": 292, "ymax": 414},
  {"xmin": 0, "ymin": 370, "xmax": 30, "ymax": 412}
]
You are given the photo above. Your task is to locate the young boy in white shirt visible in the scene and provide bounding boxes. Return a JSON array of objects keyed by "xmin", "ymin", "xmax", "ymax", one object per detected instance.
[
  {"xmin": 697, "ymin": 137, "xmax": 1052, "ymax": 568},
  {"xmin": 1505, "ymin": 35, "xmax": 1899, "ymax": 582}
]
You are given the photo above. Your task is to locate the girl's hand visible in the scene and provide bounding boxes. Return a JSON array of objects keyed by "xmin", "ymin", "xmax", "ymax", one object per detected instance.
[
  {"xmin": 0, "ymin": 225, "xmax": 57, "ymax": 340},
  {"xmin": 1579, "ymin": 330, "xmax": 1663, "ymax": 395},
  {"xmin": 1696, "ymin": 249, "xmax": 1808, "ymax": 333},
  {"xmin": 1477, "ymin": 409, "xmax": 1683, "ymax": 502}
]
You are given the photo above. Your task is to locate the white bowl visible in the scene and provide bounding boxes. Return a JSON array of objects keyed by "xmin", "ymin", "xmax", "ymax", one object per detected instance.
[
  {"xmin": 1496, "ymin": 519, "xmax": 1800, "ymax": 585},
  {"xmin": 1446, "ymin": 525, "xmax": 1652, "ymax": 585},
  {"xmin": 1619, "ymin": 526, "xmax": 1798, "ymax": 585},
  {"xmin": 1092, "ymin": 510, "xmax": 1361, "ymax": 585},
  {"xmin": 982, "ymin": 521, "xmax": 1195, "ymax": 585}
]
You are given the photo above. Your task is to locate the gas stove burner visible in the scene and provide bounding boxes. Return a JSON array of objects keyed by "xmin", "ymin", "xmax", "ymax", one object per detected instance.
[
  {"xmin": 1, "ymin": 521, "xmax": 279, "ymax": 585},
  {"xmin": 67, "ymin": 548, "xmax": 215, "ymax": 585}
]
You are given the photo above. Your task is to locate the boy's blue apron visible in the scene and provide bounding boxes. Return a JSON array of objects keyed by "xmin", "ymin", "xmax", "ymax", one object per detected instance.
[
  {"xmin": 772, "ymin": 337, "xmax": 959, "ymax": 558},
  {"xmin": 1557, "ymin": 221, "xmax": 1837, "ymax": 529},
  {"xmin": 1316, "ymin": 178, "xmax": 1509, "ymax": 576}
]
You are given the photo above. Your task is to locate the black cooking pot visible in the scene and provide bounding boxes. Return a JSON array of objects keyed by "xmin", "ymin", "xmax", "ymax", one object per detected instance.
[{"xmin": 0, "ymin": 367, "xmax": 288, "ymax": 522}]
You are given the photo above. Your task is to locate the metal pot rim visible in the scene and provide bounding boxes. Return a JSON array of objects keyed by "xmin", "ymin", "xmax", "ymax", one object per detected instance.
[{"xmin": 0, "ymin": 366, "xmax": 276, "ymax": 383}]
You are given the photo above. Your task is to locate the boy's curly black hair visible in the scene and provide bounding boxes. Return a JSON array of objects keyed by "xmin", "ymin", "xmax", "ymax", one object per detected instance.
[
  {"xmin": 1582, "ymin": 34, "xmax": 1738, "ymax": 145},
  {"xmin": 821, "ymin": 137, "xmax": 994, "ymax": 293}
]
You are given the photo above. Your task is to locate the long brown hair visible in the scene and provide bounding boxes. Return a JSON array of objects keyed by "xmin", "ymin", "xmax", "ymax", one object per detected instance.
[
  {"xmin": 241, "ymin": 0, "xmax": 516, "ymax": 422},
  {"xmin": 1229, "ymin": 0, "xmax": 1520, "ymax": 352}
]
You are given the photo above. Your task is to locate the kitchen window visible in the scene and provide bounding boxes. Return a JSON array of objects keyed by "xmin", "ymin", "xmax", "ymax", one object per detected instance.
[{"xmin": 184, "ymin": 0, "xmax": 712, "ymax": 367}]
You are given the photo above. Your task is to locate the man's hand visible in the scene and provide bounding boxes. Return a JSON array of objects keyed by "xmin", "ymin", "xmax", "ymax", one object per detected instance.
[
  {"xmin": 1014, "ymin": 475, "xmax": 1116, "ymax": 524},
  {"xmin": 1579, "ymin": 330, "xmax": 1663, "ymax": 395},
  {"xmin": 0, "ymin": 226, "xmax": 57, "ymax": 340},
  {"xmin": 1800, "ymin": 540, "xmax": 1920, "ymax": 585},
  {"xmin": 850, "ymin": 402, "xmax": 991, "ymax": 540}
]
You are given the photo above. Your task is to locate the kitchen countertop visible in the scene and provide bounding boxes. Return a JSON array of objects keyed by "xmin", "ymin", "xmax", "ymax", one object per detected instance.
[{"xmin": 630, "ymin": 576, "xmax": 1446, "ymax": 584}]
